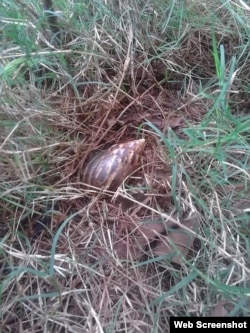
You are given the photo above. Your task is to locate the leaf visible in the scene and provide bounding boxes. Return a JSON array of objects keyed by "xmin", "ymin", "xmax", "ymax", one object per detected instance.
[
  {"xmin": 232, "ymin": 199, "xmax": 250, "ymax": 214},
  {"xmin": 149, "ymin": 270, "xmax": 198, "ymax": 307},
  {"xmin": 111, "ymin": 218, "xmax": 166, "ymax": 260},
  {"xmin": 113, "ymin": 235, "xmax": 148, "ymax": 260},
  {"xmin": 137, "ymin": 220, "xmax": 166, "ymax": 240},
  {"xmin": 153, "ymin": 214, "xmax": 199, "ymax": 265},
  {"xmin": 209, "ymin": 303, "xmax": 228, "ymax": 317},
  {"xmin": 146, "ymin": 117, "xmax": 183, "ymax": 130},
  {"xmin": 166, "ymin": 117, "xmax": 183, "ymax": 129}
]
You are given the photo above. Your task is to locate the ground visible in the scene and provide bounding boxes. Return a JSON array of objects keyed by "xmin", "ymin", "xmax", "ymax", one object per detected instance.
[{"xmin": 0, "ymin": 1, "xmax": 250, "ymax": 332}]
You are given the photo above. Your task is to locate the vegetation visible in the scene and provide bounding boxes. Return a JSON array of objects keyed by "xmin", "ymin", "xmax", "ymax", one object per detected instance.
[{"xmin": 1, "ymin": 0, "xmax": 250, "ymax": 332}]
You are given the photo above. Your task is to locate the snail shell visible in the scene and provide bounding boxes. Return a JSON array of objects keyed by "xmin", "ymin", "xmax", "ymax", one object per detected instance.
[{"xmin": 84, "ymin": 139, "xmax": 145, "ymax": 190}]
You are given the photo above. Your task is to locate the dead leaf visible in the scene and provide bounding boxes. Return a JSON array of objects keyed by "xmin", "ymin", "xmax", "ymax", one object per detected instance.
[
  {"xmin": 120, "ymin": 192, "xmax": 147, "ymax": 211},
  {"xmin": 145, "ymin": 117, "xmax": 183, "ymax": 130},
  {"xmin": 153, "ymin": 168, "xmax": 170, "ymax": 180},
  {"xmin": 121, "ymin": 112, "xmax": 150, "ymax": 125},
  {"xmin": 153, "ymin": 214, "xmax": 199, "ymax": 265},
  {"xmin": 209, "ymin": 303, "xmax": 228, "ymax": 317},
  {"xmin": 215, "ymin": 183, "xmax": 246, "ymax": 194},
  {"xmin": 137, "ymin": 220, "xmax": 166, "ymax": 240},
  {"xmin": 113, "ymin": 235, "xmax": 147, "ymax": 260},
  {"xmin": 232, "ymin": 198, "xmax": 250, "ymax": 214},
  {"xmin": 153, "ymin": 234, "xmax": 189, "ymax": 265},
  {"xmin": 166, "ymin": 117, "xmax": 183, "ymax": 129}
]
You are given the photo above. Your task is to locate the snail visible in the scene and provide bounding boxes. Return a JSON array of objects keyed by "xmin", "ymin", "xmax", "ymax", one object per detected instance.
[{"xmin": 83, "ymin": 139, "xmax": 145, "ymax": 190}]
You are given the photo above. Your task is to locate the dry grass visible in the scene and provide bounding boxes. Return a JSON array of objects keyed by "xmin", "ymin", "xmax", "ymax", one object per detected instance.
[{"xmin": 1, "ymin": 0, "xmax": 250, "ymax": 332}]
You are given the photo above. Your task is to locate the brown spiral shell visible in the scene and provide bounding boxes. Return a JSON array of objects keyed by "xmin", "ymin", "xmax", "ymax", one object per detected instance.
[{"xmin": 84, "ymin": 139, "xmax": 145, "ymax": 190}]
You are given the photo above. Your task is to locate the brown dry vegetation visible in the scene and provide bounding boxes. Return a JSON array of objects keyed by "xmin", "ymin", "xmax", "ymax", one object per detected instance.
[{"xmin": 1, "ymin": 1, "xmax": 250, "ymax": 332}]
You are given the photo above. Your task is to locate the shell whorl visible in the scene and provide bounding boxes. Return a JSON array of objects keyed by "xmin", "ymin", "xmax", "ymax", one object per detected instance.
[{"xmin": 84, "ymin": 139, "xmax": 145, "ymax": 190}]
